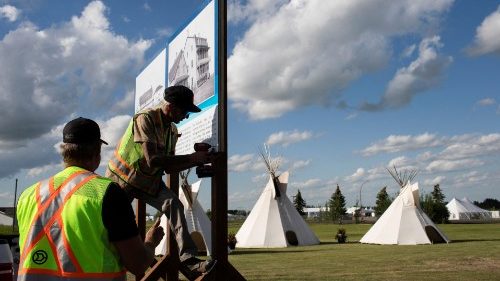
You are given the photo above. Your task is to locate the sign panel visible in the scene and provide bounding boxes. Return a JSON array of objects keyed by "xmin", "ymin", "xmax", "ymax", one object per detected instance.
[
  {"xmin": 168, "ymin": 0, "xmax": 218, "ymax": 155},
  {"xmin": 135, "ymin": 48, "xmax": 167, "ymax": 113}
]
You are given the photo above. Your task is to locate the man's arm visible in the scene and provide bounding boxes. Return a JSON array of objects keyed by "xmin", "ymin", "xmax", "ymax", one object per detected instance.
[
  {"xmin": 142, "ymin": 142, "xmax": 211, "ymax": 174},
  {"xmin": 112, "ymin": 219, "xmax": 164, "ymax": 276},
  {"xmin": 102, "ymin": 183, "xmax": 164, "ymax": 276}
]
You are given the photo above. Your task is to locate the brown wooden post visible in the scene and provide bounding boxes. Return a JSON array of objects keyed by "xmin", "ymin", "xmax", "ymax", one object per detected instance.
[
  {"xmin": 203, "ymin": 0, "xmax": 246, "ymax": 280},
  {"xmin": 140, "ymin": 173, "xmax": 180, "ymax": 281}
]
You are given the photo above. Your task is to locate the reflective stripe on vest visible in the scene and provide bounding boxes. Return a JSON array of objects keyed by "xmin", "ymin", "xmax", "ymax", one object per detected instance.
[
  {"xmin": 18, "ymin": 171, "xmax": 126, "ymax": 281},
  {"xmin": 107, "ymin": 108, "xmax": 177, "ymax": 194}
]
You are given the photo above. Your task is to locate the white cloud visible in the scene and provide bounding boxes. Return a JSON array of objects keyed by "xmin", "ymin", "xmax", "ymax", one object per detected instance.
[
  {"xmin": 345, "ymin": 168, "xmax": 365, "ymax": 182},
  {"xmin": 387, "ymin": 156, "xmax": 414, "ymax": 169},
  {"xmin": 111, "ymin": 90, "xmax": 135, "ymax": 113},
  {"xmin": 467, "ymin": 5, "xmax": 500, "ymax": 56},
  {"xmin": 290, "ymin": 159, "xmax": 311, "ymax": 170},
  {"xmin": 98, "ymin": 115, "xmax": 132, "ymax": 168},
  {"xmin": 291, "ymin": 178, "xmax": 322, "ymax": 189},
  {"xmin": 228, "ymin": 0, "xmax": 453, "ymax": 120},
  {"xmin": 0, "ymin": 1, "xmax": 150, "ymax": 142},
  {"xmin": 228, "ymin": 153, "xmax": 265, "ymax": 172},
  {"xmin": 439, "ymin": 133, "xmax": 500, "ymax": 160},
  {"xmin": 402, "ymin": 44, "xmax": 416, "ymax": 58},
  {"xmin": 143, "ymin": 2, "xmax": 151, "ymax": 12},
  {"xmin": 0, "ymin": 1, "xmax": 152, "ymax": 177},
  {"xmin": 27, "ymin": 163, "xmax": 61, "ymax": 177},
  {"xmin": 0, "ymin": 5, "xmax": 20, "ymax": 22},
  {"xmin": 361, "ymin": 132, "xmax": 443, "ymax": 156},
  {"xmin": 426, "ymin": 158, "xmax": 483, "ymax": 172},
  {"xmin": 156, "ymin": 27, "xmax": 174, "ymax": 38},
  {"xmin": 360, "ymin": 36, "xmax": 452, "ymax": 111},
  {"xmin": 266, "ymin": 130, "xmax": 314, "ymax": 147},
  {"xmin": 476, "ymin": 98, "xmax": 496, "ymax": 106},
  {"xmin": 423, "ymin": 175, "xmax": 446, "ymax": 186}
]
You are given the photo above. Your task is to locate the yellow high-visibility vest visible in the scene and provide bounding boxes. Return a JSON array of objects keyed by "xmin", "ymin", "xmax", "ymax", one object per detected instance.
[{"xmin": 17, "ymin": 166, "xmax": 126, "ymax": 281}]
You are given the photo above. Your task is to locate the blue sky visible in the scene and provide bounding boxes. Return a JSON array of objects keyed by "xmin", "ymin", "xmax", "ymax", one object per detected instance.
[{"xmin": 0, "ymin": 0, "xmax": 499, "ymax": 212}]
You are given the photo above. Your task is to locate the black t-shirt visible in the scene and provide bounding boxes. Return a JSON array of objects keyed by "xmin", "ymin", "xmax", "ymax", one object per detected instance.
[{"xmin": 101, "ymin": 183, "xmax": 139, "ymax": 241}]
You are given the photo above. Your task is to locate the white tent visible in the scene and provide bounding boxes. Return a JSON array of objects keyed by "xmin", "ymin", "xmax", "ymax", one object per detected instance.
[
  {"xmin": 155, "ymin": 180, "xmax": 212, "ymax": 256},
  {"xmin": 236, "ymin": 171, "xmax": 320, "ymax": 248},
  {"xmin": 360, "ymin": 181, "xmax": 450, "ymax": 245},
  {"xmin": 447, "ymin": 197, "xmax": 492, "ymax": 220},
  {"xmin": 0, "ymin": 211, "xmax": 13, "ymax": 226}
]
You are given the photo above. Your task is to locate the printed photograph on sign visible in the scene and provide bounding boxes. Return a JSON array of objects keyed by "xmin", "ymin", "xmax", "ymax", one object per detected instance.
[
  {"xmin": 167, "ymin": 0, "xmax": 218, "ymax": 155},
  {"xmin": 168, "ymin": 1, "xmax": 215, "ymax": 106},
  {"xmin": 135, "ymin": 49, "xmax": 167, "ymax": 113}
]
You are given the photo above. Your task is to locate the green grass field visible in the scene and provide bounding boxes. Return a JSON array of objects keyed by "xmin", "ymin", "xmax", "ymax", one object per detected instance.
[
  {"xmin": 226, "ymin": 222, "xmax": 500, "ymax": 281},
  {"xmin": 5, "ymin": 222, "xmax": 500, "ymax": 280}
]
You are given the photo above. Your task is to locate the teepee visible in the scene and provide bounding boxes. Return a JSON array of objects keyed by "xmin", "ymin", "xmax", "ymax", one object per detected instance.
[
  {"xmin": 155, "ymin": 170, "xmax": 212, "ymax": 256},
  {"xmin": 235, "ymin": 147, "xmax": 320, "ymax": 248},
  {"xmin": 360, "ymin": 167, "xmax": 450, "ymax": 245}
]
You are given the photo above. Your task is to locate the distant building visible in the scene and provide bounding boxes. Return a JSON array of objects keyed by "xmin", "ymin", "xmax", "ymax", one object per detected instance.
[
  {"xmin": 304, "ymin": 207, "xmax": 329, "ymax": 218},
  {"xmin": 346, "ymin": 206, "xmax": 375, "ymax": 217}
]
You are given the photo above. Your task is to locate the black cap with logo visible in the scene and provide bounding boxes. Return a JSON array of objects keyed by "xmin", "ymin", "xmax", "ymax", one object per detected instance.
[{"xmin": 63, "ymin": 117, "xmax": 108, "ymax": 145}]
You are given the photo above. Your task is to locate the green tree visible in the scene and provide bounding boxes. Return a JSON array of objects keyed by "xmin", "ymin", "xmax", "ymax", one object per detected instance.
[
  {"xmin": 329, "ymin": 184, "xmax": 346, "ymax": 223},
  {"xmin": 293, "ymin": 189, "xmax": 307, "ymax": 216},
  {"xmin": 374, "ymin": 186, "xmax": 392, "ymax": 217},
  {"xmin": 420, "ymin": 184, "xmax": 450, "ymax": 224},
  {"xmin": 431, "ymin": 184, "xmax": 449, "ymax": 223},
  {"xmin": 421, "ymin": 193, "xmax": 434, "ymax": 218}
]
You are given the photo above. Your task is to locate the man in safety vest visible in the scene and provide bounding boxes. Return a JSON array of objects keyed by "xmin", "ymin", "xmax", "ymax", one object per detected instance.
[
  {"xmin": 17, "ymin": 117, "xmax": 165, "ymax": 280},
  {"xmin": 105, "ymin": 85, "xmax": 215, "ymax": 280}
]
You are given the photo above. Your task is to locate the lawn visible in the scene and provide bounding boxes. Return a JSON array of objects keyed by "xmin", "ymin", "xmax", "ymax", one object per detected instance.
[
  {"xmin": 226, "ymin": 222, "xmax": 500, "ymax": 281},
  {"xmin": 5, "ymin": 222, "xmax": 500, "ymax": 281}
]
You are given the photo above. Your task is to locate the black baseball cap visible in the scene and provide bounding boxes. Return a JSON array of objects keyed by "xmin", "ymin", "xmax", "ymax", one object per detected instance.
[
  {"xmin": 164, "ymin": 85, "xmax": 201, "ymax": 113},
  {"xmin": 63, "ymin": 117, "xmax": 108, "ymax": 145}
]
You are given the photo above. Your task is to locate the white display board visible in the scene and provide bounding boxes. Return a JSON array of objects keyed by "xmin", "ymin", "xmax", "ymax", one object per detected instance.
[{"xmin": 168, "ymin": 0, "xmax": 218, "ymax": 154}]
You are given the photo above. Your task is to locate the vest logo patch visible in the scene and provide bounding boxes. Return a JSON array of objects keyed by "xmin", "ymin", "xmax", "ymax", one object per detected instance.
[{"xmin": 32, "ymin": 250, "xmax": 48, "ymax": 264}]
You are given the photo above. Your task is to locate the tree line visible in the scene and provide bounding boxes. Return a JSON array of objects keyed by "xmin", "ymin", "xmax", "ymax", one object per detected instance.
[{"xmin": 292, "ymin": 183, "xmax": 497, "ymax": 224}]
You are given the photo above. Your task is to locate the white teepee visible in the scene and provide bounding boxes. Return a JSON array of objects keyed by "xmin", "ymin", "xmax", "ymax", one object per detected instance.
[
  {"xmin": 236, "ymin": 147, "xmax": 319, "ymax": 248},
  {"xmin": 155, "ymin": 176, "xmax": 212, "ymax": 256},
  {"xmin": 447, "ymin": 197, "xmax": 492, "ymax": 221},
  {"xmin": 360, "ymin": 181, "xmax": 450, "ymax": 245}
]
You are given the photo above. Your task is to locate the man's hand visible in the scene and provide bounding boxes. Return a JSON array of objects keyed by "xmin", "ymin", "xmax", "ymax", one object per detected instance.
[
  {"xmin": 145, "ymin": 218, "xmax": 164, "ymax": 247},
  {"xmin": 190, "ymin": 150, "xmax": 212, "ymax": 165}
]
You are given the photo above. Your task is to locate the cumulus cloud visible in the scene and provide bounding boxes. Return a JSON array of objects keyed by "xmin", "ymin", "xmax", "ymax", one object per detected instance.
[
  {"xmin": 228, "ymin": 0, "xmax": 453, "ymax": 120},
  {"xmin": 266, "ymin": 130, "xmax": 314, "ymax": 147},
  {"xmin": 345, "ymin": 168, "xmax": 366, "ymax": 182},
  {"xmin": 0, "ymin": 5, "xmax": 20, "ymax": 22},
  {"xmin": 426, "ymin": 159, "xmax": 483, "ymax": 172},
  {"xmin": 290, "ymin": 159, "xmax": 311, "ymax": 170},
  {"xmin": 467, "ymin": 5, "xmax": 500, "ymax": 56},
  {"xmin": 424, "ymin": 176, "xmax": 446, "ymax": 186},
  {"xmin": 439, "ymin": 133, "xmax": 500, "ymax": 160},
  {"xmin": 228, "ymin": 153, "xmax": 254, "ymax": 172},
  {"xmin": 361, "ymin": 132, "xmax": 444, "ymax": 156},
  {"xmin": 98, "ymin": 115, "xmax": 132, "ymax": 167},
  {"xmin": 0, "ymin": 1, "xmax": 151, "ymax": 177},
  {"xmin": 0, "ymin": 1, "xmax": 150, "ymax": 143},
  {"xmin": 476, "ymin": 98, "xmax": 496, "ymax": 106},
  {"xmin": 360, "ymin": 36, "xmax": 452, "ymax": 111},
  {"xmin": 291, "ymin": 178, "xmax": 322, "ymax": 190}
]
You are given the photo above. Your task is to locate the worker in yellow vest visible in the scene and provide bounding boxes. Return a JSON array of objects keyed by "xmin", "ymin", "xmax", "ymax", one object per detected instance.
[
  {"xmin": 17, "ymin": 117, "xmax": 164, "ymax": 280},
  {"xmin": 106, "ymin": 85, "xmax": 215, "ymax": 280}
]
